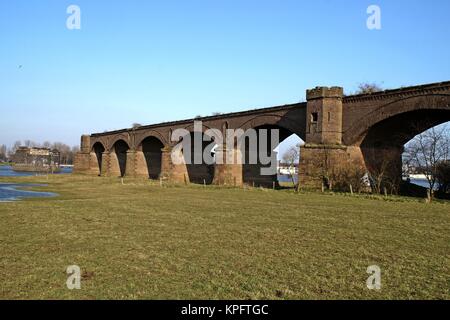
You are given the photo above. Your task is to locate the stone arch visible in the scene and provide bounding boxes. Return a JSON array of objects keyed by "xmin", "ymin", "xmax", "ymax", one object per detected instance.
[
  {"xmin": 108, "ymin": 133, "xmax": 131, "ymax": 152},
  {"xmin": 344, "ymin": 94, "xmax": 450, "ymax": 190},
  {"xmin": 174, "ymin": 123, "xmax": 217, "ymax": 184},
  {"xmin": 91, "ymin": 142, "xmax": 105, "ymax": 175},
  {"xmin": 240, "ymin": 122, "xmax": 298, "ymax": 187},
  {"xmin": 182, "ymin": 130, "xmax": 217, "ymax": 185},
  {"xmin": 135, "ymin": 130, "xmax": 168, "ymax": 150},
  {"xmin": 111, "ymin": 139, "xmax": 130, "ymax": 177},
  {"xmin": 344, "ymin": 94, "xmax": 450, "ymax": 146},
  {"xmin": 137, "ymin": 135, "xmax": 165, "ymax": 179},
  {"xmin": 238, "ymin": 114, "xmax": 304, "ymax": 140}
]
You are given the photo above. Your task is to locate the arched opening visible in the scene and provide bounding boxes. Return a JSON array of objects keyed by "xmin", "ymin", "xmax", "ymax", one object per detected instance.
[
  {"xmin": 360, "ymin": 109, "xmax": 450, "ymax": 194},
  {"xmin": 183, "ymin": 131, "xmax": 217, "ymax": 185},
  {"xmin": 276, "ymin": 133, "xmax": 304, "ymax": 186},
  {"xmin": 141, "ymin": 136, "xmax": 164, "ymax": 179},
  {"xmin": 241, "ymin": 124, "xmax": 301, "ymax": 188},
  {"xmin": 92, "ymin": 142, "xmax": 105, "ymax": 175},
  {"xmin": 402, "ymin": 121, "xmax": 450, "ymax": 196},
  {"xmin": 112, "ymin": 140, "xmax": 129, "ymax": 177}
]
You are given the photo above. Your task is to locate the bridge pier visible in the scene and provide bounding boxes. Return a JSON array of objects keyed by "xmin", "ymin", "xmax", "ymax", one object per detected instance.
[
  {"xmin": 88, "ymin": 152, "xmax": 101, "ymax": 175},
  {"xmin": 135, "ymin": 151, "xmax": 149, "ymax": 178},
  {"xmin": 100, "ymin": 151, "xmax": 110, "ymax": 176},
  {"xmin": 160, "ymin": 146, "xmax": 190, "ymax": 184},
  {"xmin": 74, "ymin": 135, "xmax": 100, "ymax": 175},
  {"xmin": 361, "ymin": 144, "xmax": 404, "ymax": 192},
  {"xmin": 73, "ymin": 152, "xmax": 90, "ymax": 174},
  {"xmin": 213, "ymin": 144, "xmax": 243, "ymax": 186},
  {"xmin": 298, "ymin": 86, "xmax": 362, "ymax": 189},
  {"xmin": 124, "ymin": 150, "xmax": 148, "ymax": 178},
  {"xmin": 74, "ymin": 152, "xmax": 103, "ymax": 175},
  {"xmin": 107, "ymin": 152, "xmax": 122, "ymax": 177},
  {"xmin": 299, "ymin": 144, "xmax": 365, "ymax": 188}
]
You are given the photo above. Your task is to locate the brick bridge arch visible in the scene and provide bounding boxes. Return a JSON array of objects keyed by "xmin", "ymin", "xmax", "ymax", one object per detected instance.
[
  {"xmin": 237, "ymin": 114, "xmax": 305, "ymax": 140},
  {"xmin": 135, "ymin": 130, "xmax": 168, "ymax": 150},
  {"xmin": 343, "ymin": 93, "xmax": 450, "ymax": 146},
  {"xmin": 74, "ymin": 81, "xmax": 450, "ymax": 189}
]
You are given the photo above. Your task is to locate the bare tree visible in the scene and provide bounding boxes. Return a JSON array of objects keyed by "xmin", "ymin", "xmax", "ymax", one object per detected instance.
[
  {"xmin": 282, "ymin": 144, "xmax": 300, "ymax": 188},
  {"xmin": 355, "ymin": 82, "xmax": 383, "ymax": 94},
  {"xmin": 366, "ymin": 157, "xmax": 391, "ymax": 194},
  {"xmin": 23, "ymin": 140, "xmax": 40, "ymax": 148},
  {"xmin": 7, "ymin": 140, "xmax": 80, "ymax": 165},
  {"xmin": 332, "ymin": 163, "xmax": 367, "ymax": 193},
  {"xmin": 315, "ymin": 146, "xmax": 370, "ymax": 193},
  {"xmin": 12, "ymin": 141, "xmax": 22, "ymax": 153},
  {"xmin": 52, "ymin": 142, "xmax": 72, "ymax": 164},
  {"xmin": 405, "ymin": 125, "xmax": 450, "ymax": 199},
  {"xmin": 69, "ymin": 146, "xmax": 80, "ymax": 164},
  {"xmin": 0, "ymin": 144, "xmax": 7, "ymax": 161},
  {"xmin": 71, "ymin": 145, "xmax": 80, "ymax": 153},
  {"xmin": 42, "ymin": 141, "xmax": 52, "ymax": 148}
]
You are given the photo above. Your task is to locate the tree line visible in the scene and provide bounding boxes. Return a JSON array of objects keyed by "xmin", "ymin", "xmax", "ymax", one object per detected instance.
[{"xmin": 0, "ymin": 141, "xmax": 80, "ymax": 165}]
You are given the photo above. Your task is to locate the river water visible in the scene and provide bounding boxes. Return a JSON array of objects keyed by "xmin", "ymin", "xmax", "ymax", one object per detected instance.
[
  {"xmin": 0, "ymin": 165, "xmax": 71, "ymax": 201},
  {"xmin": 0, "ymin": 183, "xmax": 57, "ymax": 202},
  {"xmin": 0, "ymin": 165, "xmax": 73, "ymax": 177}
]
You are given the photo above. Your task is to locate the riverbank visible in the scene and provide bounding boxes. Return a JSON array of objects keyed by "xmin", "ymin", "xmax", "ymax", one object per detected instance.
[
  {"xmin": 0, "ymin": 182, "xmax": 57, "ymax": 202},
  {"xmin": 0, "ymin": 165, "xmax": 72, "ymax": 177},
  {"xmin": 0, "ymin": 175, "xmax": 449, "ymax": 299},
  {"xmin": 11, "ymin": 164, "xmax": 61, "ymax": 173}
]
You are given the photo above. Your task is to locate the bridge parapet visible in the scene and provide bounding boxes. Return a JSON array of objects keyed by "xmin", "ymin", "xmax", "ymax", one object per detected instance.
[{"xmin": 343, "ymin": 81, "xmax": 450, "ymax": 104}]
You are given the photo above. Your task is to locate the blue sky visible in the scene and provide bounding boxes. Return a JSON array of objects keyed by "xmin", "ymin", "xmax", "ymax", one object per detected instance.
[{"xmin": 0, "ymin": 0, "xmax": 449, "ymax": 150}]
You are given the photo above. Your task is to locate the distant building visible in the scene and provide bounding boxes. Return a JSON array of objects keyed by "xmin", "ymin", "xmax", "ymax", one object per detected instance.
[
  {"xmin": 12, "ymin": 147, "xmax": 60, "ymax": 168},
  {"xmin": 277, "ymin": 161, "xmax": 299, "ymax": 175}
]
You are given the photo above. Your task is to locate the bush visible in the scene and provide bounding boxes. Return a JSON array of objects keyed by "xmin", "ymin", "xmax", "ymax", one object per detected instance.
[
  {"xmin": 329, "ymin": 164, "xmax": 367, "ymax": 193},
  {"xmin": 436, "ymin": 161, "xmax": 450, "ymax": 193}
]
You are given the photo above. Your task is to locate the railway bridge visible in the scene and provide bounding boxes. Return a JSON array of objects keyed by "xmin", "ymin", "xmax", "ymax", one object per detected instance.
[{"xmin": 74, "ymin": 81, "xmax": 450, "ymax": 188}]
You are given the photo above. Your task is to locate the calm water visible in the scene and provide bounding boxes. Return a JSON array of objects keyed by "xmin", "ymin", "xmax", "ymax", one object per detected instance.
[
  {"xmin": 408, "ymin": 178, "xmax": 438, "ymax": 190},
  {"xmin": 278, "ymin": 174, "xmax": 298, "ymax": 183},
  {"xmin": 0, "ymin": 165, "xmax": 33, "ymax": 177},
  {"xmin": 0, "ymin": 165, "xmax": 72, "ymax": 177},
  {"xmin": 0, "ymin": 165, "xmax": 70, "ymax": 201},
  {"xmin": 0, "ymin": 183, "xmax": 57, "ymax": 202}
]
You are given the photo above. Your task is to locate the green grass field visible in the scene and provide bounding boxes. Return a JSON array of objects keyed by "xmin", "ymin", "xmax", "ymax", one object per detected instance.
[{"xmin": 0, "ymin": 175, "xmax": 449, "ymax": 299}]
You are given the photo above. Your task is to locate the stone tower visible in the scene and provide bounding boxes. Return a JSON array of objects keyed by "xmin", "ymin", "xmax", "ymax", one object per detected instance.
[
  {"xmin": 305, "ymin": 86, "xmax": 343, "ymax": 145},
  {"xmin": 299, "ymin": 86, "xmax": 365, "ymax": 188}
]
